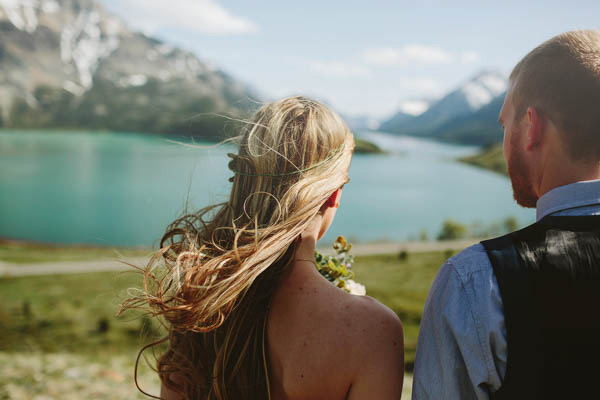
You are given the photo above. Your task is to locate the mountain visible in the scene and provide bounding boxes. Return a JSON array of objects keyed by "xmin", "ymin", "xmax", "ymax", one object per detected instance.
[
  {"xmin": 379, "ymin": 71, "xmax": 507, "ymax": 144},
  {"xmin": 0, "ymin": 0, "xmax": 257, "ymax": 138},
  {"xmin": 379, "ymin": 99, "xmax": 430, "ymax": 133},
  {"xmin": 378, "ymin": 110, "xmax": 412, "ymax": 133},
  {"xmin": 432, "ymin": 92, "xmax": 506, "ymax": 146}
]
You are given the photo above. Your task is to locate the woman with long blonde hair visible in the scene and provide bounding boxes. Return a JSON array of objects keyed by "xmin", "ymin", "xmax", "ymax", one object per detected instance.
[{"xmin": 123, "ymin": 96, "xmax": 404, "ymax": 399}]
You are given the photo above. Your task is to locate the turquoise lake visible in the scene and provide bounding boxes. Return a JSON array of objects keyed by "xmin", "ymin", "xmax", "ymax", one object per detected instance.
[{"xmin": 0, "ymin": 130, "xmax": 534, "ymax": 247}]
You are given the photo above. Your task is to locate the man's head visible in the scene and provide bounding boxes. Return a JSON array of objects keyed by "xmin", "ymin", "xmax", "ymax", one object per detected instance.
[{"xmin": 500, "ymin": 30, "xmax": 600, "ymax": 207}]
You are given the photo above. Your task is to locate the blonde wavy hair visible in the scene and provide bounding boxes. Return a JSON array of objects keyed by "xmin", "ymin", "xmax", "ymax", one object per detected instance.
[{"xmin": 121, "ymin": 96, "xmax": 354, "ymax": 399}]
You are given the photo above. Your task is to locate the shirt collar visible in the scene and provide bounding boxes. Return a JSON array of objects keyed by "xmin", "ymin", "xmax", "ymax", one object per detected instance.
[{"xmin": 536, "ymin": 179, "xmax": 600, "ymax": 221}]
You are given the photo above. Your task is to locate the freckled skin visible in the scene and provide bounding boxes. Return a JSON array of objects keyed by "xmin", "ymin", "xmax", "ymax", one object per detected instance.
[{"xmin": 267, "ymin": 260, "xmax": 404, "ymax": 400}]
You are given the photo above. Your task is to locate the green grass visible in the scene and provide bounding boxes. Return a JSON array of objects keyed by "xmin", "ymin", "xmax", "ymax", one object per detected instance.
[
  {"xmin": 0, "ymin": 248, "xmax": 450, "ymax": 371},
  {"xmin": 0, "ymin": 270, "xmax": 161, "ymax": 355},
  {"xmin": 354, "ymin": 137, "xmax": 384, "ymax": 154},
  {"xmin": 353, "ymin": 251, "xmax": 452, "ymax": 369},
  {"xmin": 0, "ymin": 241, "xmax": 151, "ymax": 264},
  {"xmin": 458, "ymin": 143, "xmax": 507, "ymax": 175}
]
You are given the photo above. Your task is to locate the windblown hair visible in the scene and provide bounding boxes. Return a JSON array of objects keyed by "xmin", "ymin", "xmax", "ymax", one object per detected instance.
[
  {"xmin": 509, "ymin": 29, "xmax": 600, "ymax": 161},
  {"xmin": 121, "ymin": 96, "xmax": 354, "ymax": 399}
]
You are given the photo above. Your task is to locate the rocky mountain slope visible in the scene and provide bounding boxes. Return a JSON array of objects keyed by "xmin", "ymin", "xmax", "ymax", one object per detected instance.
[{"xmin": 0, "ymin": 0, "xmax": 257, "ymax": 138}]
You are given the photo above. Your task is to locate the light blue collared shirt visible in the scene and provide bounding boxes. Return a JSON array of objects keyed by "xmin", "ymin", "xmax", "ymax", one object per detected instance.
[{"xmin": 412, "ymin": 179, "xmax": 600, "ymax": 400}]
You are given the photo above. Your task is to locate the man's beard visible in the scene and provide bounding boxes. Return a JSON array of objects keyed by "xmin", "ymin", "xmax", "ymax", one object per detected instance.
[{"xmin": 507, "ymin": 147, "xmax": 538, "ymax": 208}]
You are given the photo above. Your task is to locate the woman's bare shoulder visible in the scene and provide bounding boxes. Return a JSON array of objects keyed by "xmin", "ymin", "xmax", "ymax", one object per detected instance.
[
  {"xmin": 342, "ymin": 295, "xmax": 405, "ymax": 399},
  {"xmin": 288, "ymin": 274, "xmax": 403, "ymax": 349},
  {"xmin": 269, "ymin": 271, "xmax": 404, "ymax": 398},
  {"xmin": 340, "ymin": 294, "xmax": 403, "ymax": 351},
  {"xmin": 305, "ymin": 287, "xmax": 403, "ymax": 370}
]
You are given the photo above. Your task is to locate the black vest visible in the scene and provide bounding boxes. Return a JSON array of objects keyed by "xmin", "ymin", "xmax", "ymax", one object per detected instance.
[{"xmin": 481, "ymin": 216, "xmax": 600, "ymax": 399}]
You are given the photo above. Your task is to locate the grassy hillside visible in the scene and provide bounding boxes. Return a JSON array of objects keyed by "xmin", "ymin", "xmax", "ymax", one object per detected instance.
[
  {"xmin": 0, "ymin": 240, "xmax": 149, "ymax": 264},
  {"xmin": 459, "ymin": 143, "xmax": 507, "ymax": 175},
  {"xmin": 0, "ymin": 243, "xmax": 450, "ymax": 371}
]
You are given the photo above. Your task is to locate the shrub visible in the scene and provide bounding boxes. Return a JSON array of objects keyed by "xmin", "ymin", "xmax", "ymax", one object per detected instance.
[
  {"xmin": 97, "ymin": 317, "xmax": 110, "ymax": 334},
  {"xmin": 437, "ymin": 219, "xmax": 468, "ymax": 241},
  {"xmin": 398, "ymin": 250, "xmax": 409, "ymax": 261},
  {"xmin": 503, "ymin": 216, "xmax": 519, "ymax": 233}
]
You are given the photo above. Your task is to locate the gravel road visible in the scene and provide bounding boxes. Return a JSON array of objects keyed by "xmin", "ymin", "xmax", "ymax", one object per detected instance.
[{"xmin": 0, "ymin": 239, "xmax": 477, "ymax": 277}]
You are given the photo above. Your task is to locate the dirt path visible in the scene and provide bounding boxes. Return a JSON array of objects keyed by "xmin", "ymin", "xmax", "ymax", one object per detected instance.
[
  {"xmin": 0, "ymin": 257, "xmax": 149, "ymax": 277},
  {"xmin": 0, "ymin": 239, "xmax": 478, "ymax": 277},
  {"xmin": 322, "ymin": 238, "xmax": 478, "ymax": 256}
]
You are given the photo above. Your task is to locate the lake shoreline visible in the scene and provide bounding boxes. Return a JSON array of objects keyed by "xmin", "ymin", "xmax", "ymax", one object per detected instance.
[{"xmin": 457, "ymin": 143, "xmax": 507, "ymax": 175}]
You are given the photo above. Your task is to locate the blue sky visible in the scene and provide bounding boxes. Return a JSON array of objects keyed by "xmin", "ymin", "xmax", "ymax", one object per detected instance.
[{"xmin": 99, "ymin": 0, "xmax": 600, "ymax": 119}]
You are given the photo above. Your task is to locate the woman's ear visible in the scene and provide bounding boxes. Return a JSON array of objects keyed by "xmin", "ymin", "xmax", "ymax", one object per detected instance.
[{"xmin": 323, "ymin": 189, "xmax": 341, "ymax": 209}]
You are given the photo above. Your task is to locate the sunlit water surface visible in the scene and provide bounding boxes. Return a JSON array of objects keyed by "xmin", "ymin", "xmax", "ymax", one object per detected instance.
[{"xmin": 0, "ymin": 130, "xmax": 534, "ymax": 246}]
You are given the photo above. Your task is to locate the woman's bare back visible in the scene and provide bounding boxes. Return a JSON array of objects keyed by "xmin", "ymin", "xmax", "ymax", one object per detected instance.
[{"xmin": 267, "ymin": 260, "xmax": 404, "ymax": 400}]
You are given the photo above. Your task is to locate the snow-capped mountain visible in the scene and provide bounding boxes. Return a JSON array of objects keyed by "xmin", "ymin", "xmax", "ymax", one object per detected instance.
[
  {"xmin": 431, "ymin": 92, "xmax": 506, "ymax": 145},
  {"xmin": 398, "ymin": 99, "xmax": 430, "ymax": 116},
  {"xmin": 460, "ymin": 71, "xmax": 506, "ymax": 110},
  {"xmin": 0, "ymin": 0, "xmax": 257, "ymax": 137},
  {"xmin": 379, "ymin": 71, "xmax": 507, "ymax": 144},
  {"xmin": 379, "ymin": 99, "xmax": 430, "ymax": 134}
]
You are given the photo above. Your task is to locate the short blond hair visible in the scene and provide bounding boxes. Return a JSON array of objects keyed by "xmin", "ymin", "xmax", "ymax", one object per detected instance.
[{"xmin": 510, "ymin": 30, "xmax": 600, "ymax": 161}]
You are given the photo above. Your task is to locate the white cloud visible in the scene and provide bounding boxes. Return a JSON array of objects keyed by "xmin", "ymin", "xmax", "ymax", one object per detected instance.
[
  {"xmin": 308, "ymin": 61, "xmax": 371, "ymax": 78},
  {"xmin": 397, "ymin": 77, "xmax": 444, "ymax": 96},
  {"xmin": 104, "ymin": 0, "xmax": 258, "ymax": 35},
  {"xmin": 363, "ymin": 45, "xmax": 481, "ymax": 67},
  {"xmin": 363, "ymin": 45, "xmax": 452, "ymax": 66},
  {"xmin": 460, "ymin": 51, "xmax": 480, "ymax": 64}
]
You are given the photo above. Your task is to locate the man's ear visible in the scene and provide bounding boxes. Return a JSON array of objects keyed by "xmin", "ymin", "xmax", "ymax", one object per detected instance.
[{"xmin": 525, "ymin": 106, "xmax": 545, "ymax": 152}]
